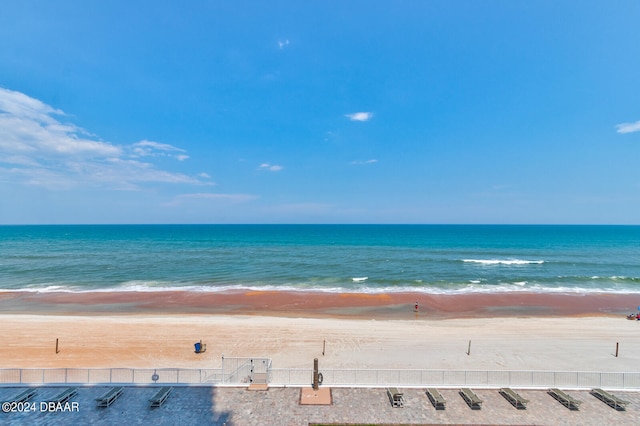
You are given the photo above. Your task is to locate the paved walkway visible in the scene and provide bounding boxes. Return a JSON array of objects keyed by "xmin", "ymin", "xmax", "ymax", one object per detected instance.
[{"xmin": 1, "ymin": 386, "xmax": 638, "ymax": 425}]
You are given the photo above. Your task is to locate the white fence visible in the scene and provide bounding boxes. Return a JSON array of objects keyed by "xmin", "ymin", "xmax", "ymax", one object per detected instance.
[
  {"xmin": 1, "ymin": 367, "xmax": 639, "ymax": 389},
  {"xmin": 270, "ymin": 369, "xmax": 640, "ymax": 389},
  {"xmin": 0, "ymin": 368, "xmax": 222, "ymax": 386}
]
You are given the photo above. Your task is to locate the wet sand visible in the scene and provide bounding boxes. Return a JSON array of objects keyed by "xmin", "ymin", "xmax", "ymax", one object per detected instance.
[{"xmin": 0, "ymin": 289, "xmax": 637, "ymax": 318}]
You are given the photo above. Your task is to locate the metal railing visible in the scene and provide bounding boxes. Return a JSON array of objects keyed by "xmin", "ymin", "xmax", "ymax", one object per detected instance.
[
  {"xmin": 1, "ymin": 367, "xmax": 638, "ymax": 389},
  {"xmin": 221, "ymin": 357, "xmax": 272, "ymax": 384},
  {"xmin": 0, "ymin": 368, "xmax": 222, "ymax": 386},
  {"xmin": 269, "ymin": 369, "xmax": 640, "ymax": 389}
]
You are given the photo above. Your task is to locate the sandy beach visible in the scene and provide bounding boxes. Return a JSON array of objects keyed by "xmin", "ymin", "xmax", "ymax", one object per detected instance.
[{"xmin": 1, "ymin": 290, "xmax": 639, "ymax": 372}]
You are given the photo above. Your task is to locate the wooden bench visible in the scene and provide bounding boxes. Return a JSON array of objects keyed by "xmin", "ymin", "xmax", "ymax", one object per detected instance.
[
  {"xmin": 548, "ymin": 388, "xmax": 582, "ymax": 410},
  {"xmin": 149, "ymin": 386, "xmax": 172, "ymax": 408},
  {"xmin": 9, "ymin": 388, "xmax": 37, "ymax": 403},
  {"xmin": 51, "ymin": 388, "xmax": 78, "ymax": 404},
  {"xmin": 426, "ymin": 388, "xmax": 446, "ymax": 410},
  {"xmin": 591, "ymin": 388, "xmax": 629, "ymax": 411},
  {"xmin": 500, "ymin": 388, "xmax": 528, "ymax": 409},
  {"xmin": 460, "ymin": 388, "xmax": 483, "ymax": 409},
  {"xmin": 386, "ymin": 387, "xmax": 404, "ymax": 408},
  {"xmin": 95, "ymin": 387, "xmax": 124, "ymax": 408}
]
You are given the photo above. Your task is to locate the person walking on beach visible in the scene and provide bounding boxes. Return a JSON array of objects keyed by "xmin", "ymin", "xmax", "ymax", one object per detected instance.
[{"xmin": 414, "ymin": 301, "xmax": 419, "ymax": 313}]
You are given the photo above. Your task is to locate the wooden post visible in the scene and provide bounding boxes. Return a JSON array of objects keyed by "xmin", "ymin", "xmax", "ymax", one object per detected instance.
[
  {"xmin": 56, "ymin": 338, "xmax": 59, "ymax": 354},
  {"xmin": 322, "ymin": 339, "xmax": 326, "ymax": 356},
  {"xmin": 615, "ymin": 342, "xmax": 619, "ymax": 357},
  {"xmin": 467, "ymin": 340, "xmax": 471, "ymax": 356},
  {"xmin": 313, "ymin": 358, "xmax": 319, "ymax": 390}
]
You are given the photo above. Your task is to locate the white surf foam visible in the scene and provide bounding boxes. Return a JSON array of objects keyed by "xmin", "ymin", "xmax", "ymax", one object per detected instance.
[
  {"xmin": 2, "ymin": 283, "xmax": 638, "ymax": 296},
  {"xmin": 462, "ymin": 259, "xmax": 544, "ymax": 265}
]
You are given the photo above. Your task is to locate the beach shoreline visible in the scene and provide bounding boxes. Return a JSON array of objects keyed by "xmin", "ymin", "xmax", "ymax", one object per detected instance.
[{"xmin": 0, "ymin": 289, "xmax": 638, "ymax": 319}]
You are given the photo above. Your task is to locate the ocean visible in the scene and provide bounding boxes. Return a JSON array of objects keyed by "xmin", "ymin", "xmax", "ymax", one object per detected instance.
[{"xmin": 1, "ymin": 225, "xmax": 639, "ymax": 295}]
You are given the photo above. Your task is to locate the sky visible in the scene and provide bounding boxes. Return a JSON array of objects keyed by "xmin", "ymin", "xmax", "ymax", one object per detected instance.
[{"xmin": 1, "ymin": 1, "xmax": 639, "ymax": 224}]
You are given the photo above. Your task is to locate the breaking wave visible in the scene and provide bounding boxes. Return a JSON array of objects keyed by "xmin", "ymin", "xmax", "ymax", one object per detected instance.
[{"xmin": 462, "ymin": 259, "xmax": 545, "ymax": 265}]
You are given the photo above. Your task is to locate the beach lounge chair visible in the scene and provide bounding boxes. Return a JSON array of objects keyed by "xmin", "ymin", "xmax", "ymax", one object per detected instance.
[
  {"xmin": 499, "ymin": 388, "xmax": 528, "ymax": 409},
  {"xmin": 51, "ymin": 388, "xmax": 78, "ymax": 405},
  {"xmin": 460, "ymin": 388, "xmax": 483, "ymax": 409},
  {"xmin": 95, "ymin": 387, "xmax": 124, "ymax": 408},
  {"xmin": 149, "ymin": 386, "xmax": 172, "ymax": 408},
  {"xmin": 426, "ymin": 388, "xmax": 446, "ymax": 410},
  {"xmin": 386, "ymin": 387, "xmax": 404, "ymax": 407},
  {"xmin": 9, "ymin": 388, "xmax": 37, "ymax": 403},
  {"xmin": 591, "ymin": 388, "xmax": 629, "ymax": 411},
  {"xmin": 548, "ymin": 388, "xmax": 582, "ymax": 410}
]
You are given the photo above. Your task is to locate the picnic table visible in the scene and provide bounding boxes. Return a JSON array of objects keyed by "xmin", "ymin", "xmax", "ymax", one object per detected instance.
[
  {"xmin": 426, "ymin": 388, "xmax": 446, "ymax": 410},
  {"xmin": 591, "ymin": 388, "xmax": 629, "ymax": 411},
  {"xmin": 460, "ymin": 388, "xmax": 483, "ymax": 409},
  {"xmin": 500, "ymin": 388, "xmax": 528, "ymax": 409},
  {"xmin": 51, "ymin": 388, "xmax": 77, "ymax": 405},
  {"xmin": 386, "ymin": 387, "xmax": 404, "ymax": 407},
  {"xmin": 9, "ymin": 389, "xmax": 37, "ymax": 404},
  {"xmin": 96, "ymin": 387, "xmax": 124, "ymax": 408},
  {"xmin": 548, "ymin": 388, "xmax": 581, "ymax": 410},
  {"xmin": 149, "ymin": 387, "xmax": 172, "ymax": 408}
]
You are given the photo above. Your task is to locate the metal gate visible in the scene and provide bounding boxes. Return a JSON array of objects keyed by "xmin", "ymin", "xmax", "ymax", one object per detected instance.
[{"xmin": 220, "ymin": 357, "xmax": 272, "ymax": 385}]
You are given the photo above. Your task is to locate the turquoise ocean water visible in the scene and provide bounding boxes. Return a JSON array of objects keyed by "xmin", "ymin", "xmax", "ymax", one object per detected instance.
[{"xmin": 0, "ymin": 225, "xmax": 639, "ymax": 295}]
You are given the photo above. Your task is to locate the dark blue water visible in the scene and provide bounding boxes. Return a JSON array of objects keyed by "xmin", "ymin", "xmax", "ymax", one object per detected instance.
[{"xmin": 1, "ymin": 225, "xmax": 639, "ymax": 294}]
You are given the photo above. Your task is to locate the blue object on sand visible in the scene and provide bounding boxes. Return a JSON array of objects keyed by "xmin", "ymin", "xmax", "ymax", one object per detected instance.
[{"xmin": 194, "ymin": 342, "xmax": 201, "ymax": 353}]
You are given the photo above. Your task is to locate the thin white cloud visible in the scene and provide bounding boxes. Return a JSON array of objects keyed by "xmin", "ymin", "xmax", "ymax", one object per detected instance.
[
  {"xmin": 258, "ymin": 163, "xmax": 283, "ymax": 172},
  {"xmin": 0, "ymin": 87, "xmax": 63, "ymax": 123},
  {"xmin": 181, "ymin": 193, "xmax": 257, "ymax": 201},
  {"xmin": 350, "ymin": 159, "xmax": 378, "ymax": 165},
  {"xmin": 616, "ymin": 120, "xmax": 640, "ymax": 134},
  {"xmin": 345, "ymin": 112, "xmax": 373, "ymax": 122},
  {"xmin": 278, "ymin": 39, "xmax": 290, "ymax": 49},
  {"xmin": 131, "ymin": 140, "xmax": 189, "ymax": 161},
  {"xmin": 0, "ymin": 87, "xmax": 208, "ymax": 190}
]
